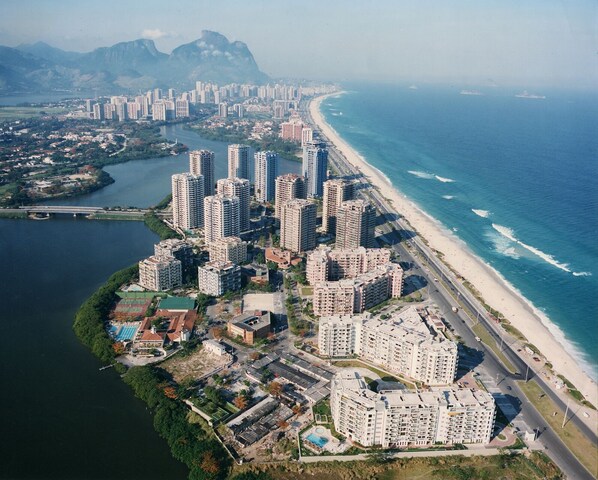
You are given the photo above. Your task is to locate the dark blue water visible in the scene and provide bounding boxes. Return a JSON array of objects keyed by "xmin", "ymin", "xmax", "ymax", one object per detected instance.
[
  {"xmin": 322, "ymin": 85, "xmax": 598, "ymax": 374},
  {"xmin": 1, "ymin": 121, "xmax": 302, "ymax": 478},
  {"xmin": 47, "ymin": 124, "xmax": 301, "ymax": 208},
  {"xmin": 0, "ymin": 219, "xmax": 189, "ymax": 479}
]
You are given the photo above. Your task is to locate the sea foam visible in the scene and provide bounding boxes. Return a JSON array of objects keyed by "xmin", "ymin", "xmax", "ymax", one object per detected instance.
[
  {"xmin": 408, "ymin": 170, "xmax": 435, "ymax": 179},
  {"xmin": 435, "ymin": 175, "xmax": 455, "ymax": 183},
  {"xmin": 492, "ymin": 223, "xmax": 575, "ymax": 274},
  {"xmin": 442, "ymin": 195, "xmax": 455, "ymax": 200},
  {"xmin": 408, "ymin": 170, "xmax": 456, "ymax": 183},
  {"xmin": 472, "ymin": 209, "xmax": 491, "ymax": 218}
]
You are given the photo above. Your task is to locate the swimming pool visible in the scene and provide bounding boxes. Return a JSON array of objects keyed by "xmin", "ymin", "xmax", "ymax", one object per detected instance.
[
  {"xmin": 114, "ymin": 325, "xmax": 138, "ymax": 342},
  {"xmin": 306, "ymin": 433, "xmax": 329, "ymax": 448}
]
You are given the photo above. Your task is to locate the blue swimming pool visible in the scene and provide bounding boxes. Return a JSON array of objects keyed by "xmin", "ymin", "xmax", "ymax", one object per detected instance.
[
  {"xmin": 114, "ymin": 325, "xmax": 138, "ymax": 342},
  {"xmin": 306, "ymin": 433, "xmax": 329, "ymax": 448}
]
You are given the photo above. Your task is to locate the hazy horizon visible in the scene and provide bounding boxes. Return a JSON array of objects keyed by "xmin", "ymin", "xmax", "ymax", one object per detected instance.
[{"xmin": 1, "ymin": 0, "xmax": 596, "ymax": 89}]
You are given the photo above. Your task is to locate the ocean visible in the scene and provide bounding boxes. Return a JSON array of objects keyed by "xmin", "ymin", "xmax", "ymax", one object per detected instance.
[{"xmin": 321, "ymin": 84, "xmax": 598, "ymax": 376}]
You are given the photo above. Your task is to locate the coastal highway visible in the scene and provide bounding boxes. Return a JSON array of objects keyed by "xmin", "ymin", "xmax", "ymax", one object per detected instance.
[{"xmin": 305, "ymin": 102, "xmax": 597, "ymax": 479}]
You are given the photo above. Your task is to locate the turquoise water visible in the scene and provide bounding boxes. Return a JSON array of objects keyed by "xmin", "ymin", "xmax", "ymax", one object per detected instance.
[
  {"xmin": 114, "ymin": 325, "xmax": 139, "ymax": 342},
  {"xmin": 306, "ymin": 433, "xmax": 329, "ymax": 448},
  {"xmin": 322, "ymin": 85, "xmax": 598, "ymax": 376}
]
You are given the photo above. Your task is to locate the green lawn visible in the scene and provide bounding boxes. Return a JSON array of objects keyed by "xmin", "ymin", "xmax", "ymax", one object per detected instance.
[
  {"xmin": 0, "ymin": 106, "xmax": 71, "ymax": 120},
  {"xmin": 517, "ymin": 380, "xmax": 597, "ymax": 475}
]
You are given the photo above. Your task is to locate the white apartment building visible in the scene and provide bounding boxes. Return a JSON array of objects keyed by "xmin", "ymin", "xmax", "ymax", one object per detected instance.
[
  {"xmin": 171, "ymin": 173, "xmax": 204, "ymax": 230},
  {"xmin": 217, "ymin": 177, "xmax": 250, "ymax": 232},
  {"xmin": 280, "ymin": 199, "xmax": 317, "ymax": 253},
  {"xmin": 322, "ymin": 179, "xmax": 354, "ymax": 235},
  {"xmin": 208, "ymin": 236, "xmax": 247, "ymax": 264},
  {"xmin": 302, "ymin": 141, "xmax": 328, "ymax": 198},
  {"xmin": 274, "ymin": 174, "xmax": 305, "ymax": 218},
  {"xmin": 203, "ymin": 195, "xmax": 240, "ymax": 245},
  {"xmin": 154, "ymin": 239, "xmax": 194, "ymax": 269},
  {"xmin": 313, "ymin": 263, "xmax": 404, "ymax": 316},
  {"xmin": 189, "ymin": 150, "xmax": 215, "ymax": 196},
  {"xmin": 306, "ymin": 246, "xmax": 392, "ymax": 284},
  {"xmin": 228, "ymin": 144, "xmax": 249, "ymax": 179},
  {"xmin": 319, "ymin": 306, "xmax": 458, "ymax": 385},
  {"xmin": 138, "ymin": 255, "xmax": 182, "ymax": 292},
  {"xmin": 197, "ymin": 261, "xmax": 241, "ymax": 297},
  {"xmin": 254, "ymin": 151, "xmax": 278, "ymax": 202},
  {"xmin": 330, "ymin": 372, "xmax": 495, "ymax": 448}
]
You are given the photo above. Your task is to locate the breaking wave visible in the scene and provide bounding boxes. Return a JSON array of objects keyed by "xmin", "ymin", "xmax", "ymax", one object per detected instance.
[
  {"xmin": 472, "ymin": 209, "xmax": 491, "ymax": 218},
  {"xmin": 435, "ymin": 175, "xmax": 455, "ymax": 183},
  {"xmin": 408, "ymin": 170, "xmax": 435, "ymax": 179},
  {"xmin": 492, "ymin": 223, "xmax": 575, "ymax": 274}
]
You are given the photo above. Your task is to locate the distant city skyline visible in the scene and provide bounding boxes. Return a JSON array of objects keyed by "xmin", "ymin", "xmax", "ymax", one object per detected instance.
[{"xmin": 1, "ymin": 0, "xmax": 596, "ymax": 88}]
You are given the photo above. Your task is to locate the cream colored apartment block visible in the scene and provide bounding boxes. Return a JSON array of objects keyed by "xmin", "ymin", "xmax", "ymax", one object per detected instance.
[
  {"xmin": 208, "ymin": 236, "xmax": 247, "ymax": 264},
  {"xmin": 306, "ymin": 246, "xmax": 392, "ymax": 285},
  {"xmin": 203, "ymin": 195, "xmax": 240, "ymax": 245},
  {"xmin": 274, "ymin": 174, "xmax": 305, "ymax": 218},
  {"xmin": 280, "ymin": 199, "xmax": 317, "ymax": 253},
  {"xmin": 217, "ymin": 177, "xmax": 250, "ymax": 232},
  {"xmin": 319, "ymin": 306, "xmax": 457, "ymax": 385},
  {"xmin": 322, "ymin": 179, "xmax": 354, "ymax": 235},
  {"xmin": 330, "ymin": 372, "xmax": 494, "ymax": 448},
  {"xmin": 138, "ymin": 255, "xmax": 182, "ymax": 292}
]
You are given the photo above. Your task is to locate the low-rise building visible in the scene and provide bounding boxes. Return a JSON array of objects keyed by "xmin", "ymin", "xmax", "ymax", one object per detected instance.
[
  {"xmin": 208, "ymin": 236, "xmax": 247, "ymax": 264},
  {"xmin": 227, "ymin": 310, "xmax": 271, "ymax": 344},
  {"xmin": 243, "ymin": 264, "xmax": 269, "ymax": 285},
  {"xmin": 204, "ymin": 339, "xmax": 227, "ymax": 356},
  {"xmin": 330, "ymin": 372, "xmax": 495, "ymax": 448},
  {"xmin": 319, "ymin": 306, "xmax": 458, "ymax": 385},
  {"xmin": 265, "ymin": 247, "xmax": 302, "ymax": 269},
  {"xmin": 138, "ymin": 255, "xmax": 182, "ymax": 291},
  {"xmin": 197, "ymin": 261, "xmax": 241, "ymax": 297},
  {"xmin": 313, "ymin": 263, "xmax": 404, "ymax": 316}
]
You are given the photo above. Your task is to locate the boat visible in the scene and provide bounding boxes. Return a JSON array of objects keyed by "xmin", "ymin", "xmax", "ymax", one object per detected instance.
[{"xmin": 515, "ymin": 90, "xmax": 546, "ymax": 99}]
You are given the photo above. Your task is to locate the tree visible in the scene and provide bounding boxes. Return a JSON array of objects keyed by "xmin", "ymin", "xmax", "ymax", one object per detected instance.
[
  {"xmin": 271, "ymin": 234, "xmax": 280, "ymax": 247},
  {"xmin": 210, "ymin": 326, "xmax": 225, "ymax": 339},
  {"xmin": 254, "ymin": 252, "xmax": 265, "ymax": 264},
  {"xmin": 200, "ymin": 451, "xmax": 220, "ymax": 475},
  {"xmin": 233, "ymin": 395, "xmax": 248, "ymax": 410},
  {"xmin": 277, "ymin": 419, "xmax": 289, "ymax": 430},
  {"xmin": 163, "ymin": 386, "xmax": 177, "ymax": 399},
  {"xmin": 292, "ymin": 405, "xmax": 303, "ymax": 416},
  {"xmin": 267, "ymin": 260, "xmax": 278, "ymax": 272},
  {"xmin": 204, "ymin": 386, "xmax": 224, "ymax": 406},
  {"xmin": 249, "ymin": 351, "xmax": 261, "ymax": 361},
  {"xmin": 112, "ymin": 342, "xmax": 125, "ymax": 355},
  {"xmin": 268, "ymin": 381, "xmax": 283, "ymax": 397}
]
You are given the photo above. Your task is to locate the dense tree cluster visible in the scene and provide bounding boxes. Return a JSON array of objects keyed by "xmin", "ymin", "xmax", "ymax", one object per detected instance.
[
  {"xmin": 72, "ymin": 264, "xmax": 138, "ymax": 365},
  {"xmin": 124, "ymin": 366, "xmax": 230, "ymax": 480},
  {"xmin": 144, "ymin": 211, "xmax": 181, "ymax": 240}
]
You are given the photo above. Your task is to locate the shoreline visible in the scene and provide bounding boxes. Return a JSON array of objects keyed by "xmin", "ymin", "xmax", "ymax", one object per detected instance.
[{"xmin": 309, "ymin": 91, "xmax": 597, "ymax": 406}]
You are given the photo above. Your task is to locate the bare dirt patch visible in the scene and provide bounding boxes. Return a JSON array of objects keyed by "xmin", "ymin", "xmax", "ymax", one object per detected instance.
[{"xmin": 162, "ymin": 347, "xmax": 230, "ymax": 383}]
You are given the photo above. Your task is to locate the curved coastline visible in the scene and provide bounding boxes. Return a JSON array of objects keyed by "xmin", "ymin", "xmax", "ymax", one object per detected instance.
[{"xmin": 310, "ymin": 91, "xmax": 597, "ymax": 406}]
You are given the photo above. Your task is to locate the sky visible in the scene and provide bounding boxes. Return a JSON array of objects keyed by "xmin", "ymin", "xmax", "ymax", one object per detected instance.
[{"xmin": 0, "ymin": 0, "xmax": 596, "ymax": 88}]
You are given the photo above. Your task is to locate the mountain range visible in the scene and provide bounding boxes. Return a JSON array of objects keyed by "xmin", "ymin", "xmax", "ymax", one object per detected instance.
[{"xmin": 0, "ymin": 31, "xmax": 269, "ymax": 95}]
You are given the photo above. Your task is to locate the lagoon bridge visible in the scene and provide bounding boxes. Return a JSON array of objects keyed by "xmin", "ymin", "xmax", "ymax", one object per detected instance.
[{"xmin": 1, "ymin": 205, "xmax": 164, "ymax": 219}]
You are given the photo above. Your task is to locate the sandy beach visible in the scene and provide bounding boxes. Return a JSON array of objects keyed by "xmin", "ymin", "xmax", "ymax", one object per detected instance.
[{"xmin": 310, "ymin": 92, "xmax": 597, "ymax": 406}]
